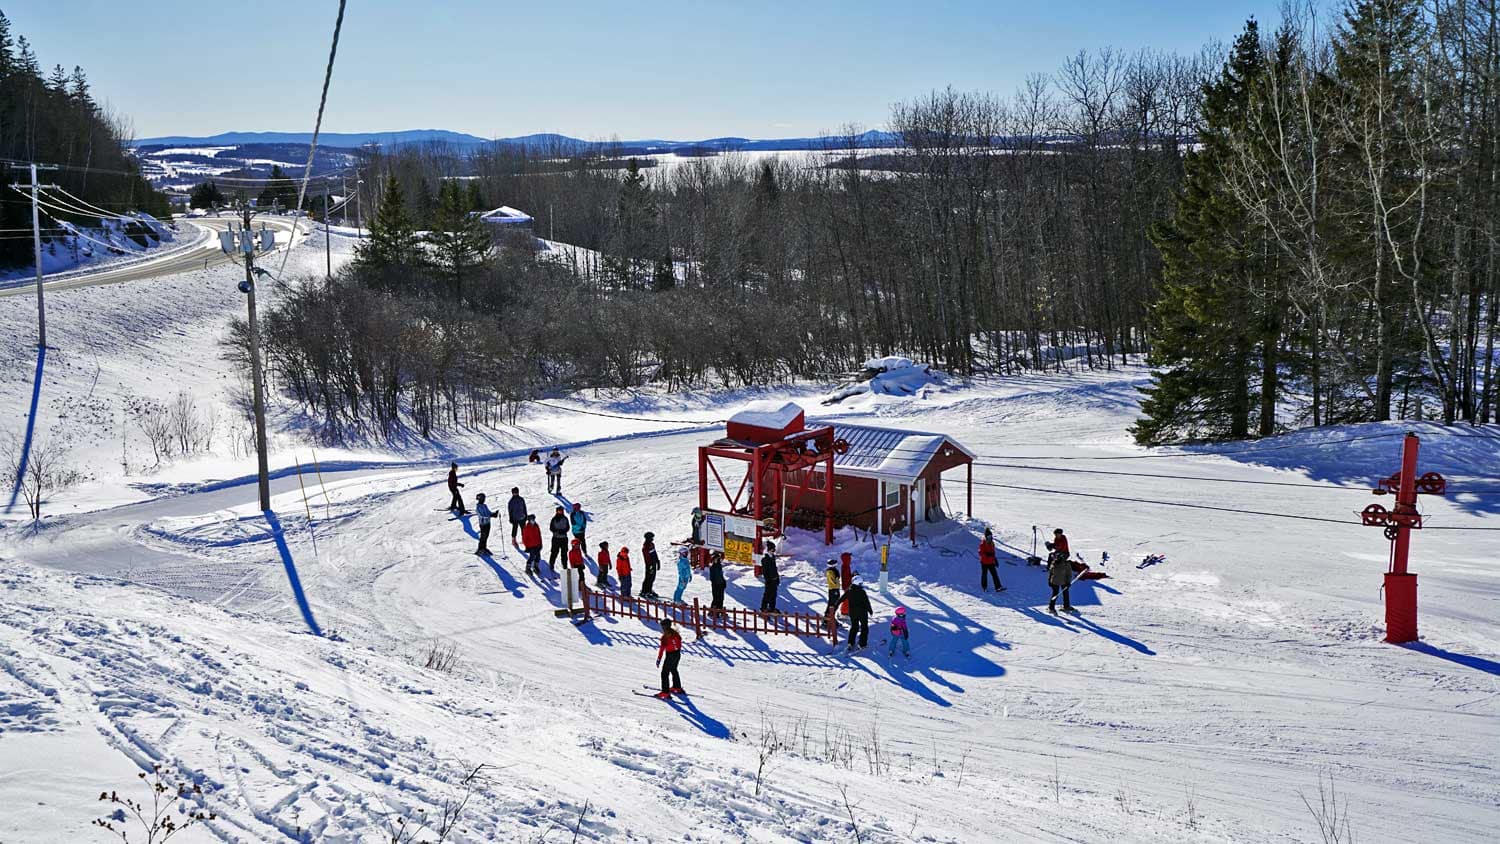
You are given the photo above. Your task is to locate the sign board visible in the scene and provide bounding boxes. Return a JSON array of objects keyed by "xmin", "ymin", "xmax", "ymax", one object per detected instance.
[
  {"xmin": 723, "ymin": 515, "xmax": 759, "ymax": 566},
  {"xmin": 725, "ymin": 515, "xmax": 759, "ymax": 539},
  {"xmin": 702, "ymin": 513, "xmax": 725, "ymax": 551}
]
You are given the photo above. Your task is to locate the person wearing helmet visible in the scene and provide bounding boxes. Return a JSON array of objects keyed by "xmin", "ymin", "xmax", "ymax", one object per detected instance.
[
  {"xmin": 707, "ymin": 551, "xmax": 727, "ymax": 614},
  {"xmin": 673, "ymin": 545, "xmax": 693, "ymax": 604},
  {"xmin": 843, "ymin": 573, "xmax": 872, "ymax": 652},
  {"xmin": 887, "ymin": 607, "xmax": 910, "ymax": 658},
  {"xmin": 655, "ymin": 619, "xmax": 684, "ymax": 698},
  {"xmin": 824, "ymin": 560, "xmax": 841, "ymax": 611},
  {"xmin": 521, "ymin": 514, "xmax": 544, "ymax": 575},
  {"xmin": 473, "ymin": 492, "xmax": 495, "ymax": 556},
  {"xmin": 979, "ymin": 527, "xmax": 1003, "ymax": 592},
  {"xmin": 616, "ymin": 545, "xmax": 633, "ymax": 598},
  {"xmin": 570, "ymin": 502, "xmax": 588, "ymax": 552},
  {"xmin": 547, "ymin": 506, "xmax": 571, "ymax": 572},
  {"xmin": 639, "ymin": 532, "xmax": 661, "ymax": 599},
  {"xmin": 545, "ymin": 448, "xmax": 567, "ymax": 494},
  {"xmin": 506, "ymin": 487, "xmax": 528, "ymax": 543},
  {"xmin": 758, "ymin": 540, "xmax": 781, "ymax": 613},
  {"xmin": 595, "ymin": 541, "xmax": 612, "ymax": 590}
]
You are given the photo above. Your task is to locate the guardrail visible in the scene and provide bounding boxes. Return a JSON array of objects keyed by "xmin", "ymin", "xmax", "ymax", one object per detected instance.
[{"xmin": 579, "ymin": 583, "xmax": 838, "ymax": 645}]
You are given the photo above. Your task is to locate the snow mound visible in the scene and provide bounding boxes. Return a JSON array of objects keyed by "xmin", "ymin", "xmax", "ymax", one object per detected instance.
[{"xmin": 824, "ymin": 359, "xmax": 951, "ymax": 405}]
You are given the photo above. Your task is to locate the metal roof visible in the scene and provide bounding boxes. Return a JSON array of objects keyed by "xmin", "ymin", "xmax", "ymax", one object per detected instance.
[{"xmin": 831, "ymin": 423, "xmax": 974, "ymax": 483}]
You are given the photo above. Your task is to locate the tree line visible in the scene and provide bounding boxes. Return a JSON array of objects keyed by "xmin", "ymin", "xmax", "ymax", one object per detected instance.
[
  {"xmin": 256, "ymin": 0, "xmax": 1497, "ymax": 444},
  {"xmin": 0, "ymin": 9, "xmax": 170, "ymax": 270}
]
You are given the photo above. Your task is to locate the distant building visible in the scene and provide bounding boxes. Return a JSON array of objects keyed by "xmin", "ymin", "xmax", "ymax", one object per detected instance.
[{"xmin": 474, "ymin": 206, "xmax": 534, "ymax": 235}]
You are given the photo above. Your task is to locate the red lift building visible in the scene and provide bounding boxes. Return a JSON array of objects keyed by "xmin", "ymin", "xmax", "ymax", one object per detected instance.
[{"xmin": 697, "ymin": 402, "xmax": 975, "ymax": 558}]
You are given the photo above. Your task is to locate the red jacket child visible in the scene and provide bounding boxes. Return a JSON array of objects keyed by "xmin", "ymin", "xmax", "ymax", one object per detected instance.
[
  {"xmin": 615, "ymin": 548, "xmax": 632, "ymax": 577},
  {"xmin": 521, "ymin": 521, "xmax": 543, "ymax": 550},
  {"xmin": 568, "ymin": 541, "xmax": 585, "ymax": 568}
]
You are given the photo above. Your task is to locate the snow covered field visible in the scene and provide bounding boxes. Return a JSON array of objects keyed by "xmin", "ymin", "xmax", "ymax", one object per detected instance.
[{"xmin": 1, "ymin": 233, "xmax": 1499, "ymax": 842}]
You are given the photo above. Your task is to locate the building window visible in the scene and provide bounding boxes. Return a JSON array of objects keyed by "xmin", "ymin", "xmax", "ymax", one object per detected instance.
[{"xmin": 883, "ymin": 482, "xmax": 900, "ymax": 508}]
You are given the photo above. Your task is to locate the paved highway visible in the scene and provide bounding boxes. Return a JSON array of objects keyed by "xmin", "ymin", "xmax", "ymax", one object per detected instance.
[{"xmin": 0, "ymin": 215, "xmax": 304, "ymax": 298}]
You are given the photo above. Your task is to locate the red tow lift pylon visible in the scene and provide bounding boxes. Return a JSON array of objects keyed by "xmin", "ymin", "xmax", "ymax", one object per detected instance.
[{"xmin": 1360, "ymin": 432, "xmax": 1446, "ymax": 644}]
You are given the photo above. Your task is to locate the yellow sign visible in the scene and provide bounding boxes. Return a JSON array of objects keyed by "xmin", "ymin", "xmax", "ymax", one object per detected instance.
[{"xmin": 725, "ymin": 536, "xmax": 755, "ymax": 566}]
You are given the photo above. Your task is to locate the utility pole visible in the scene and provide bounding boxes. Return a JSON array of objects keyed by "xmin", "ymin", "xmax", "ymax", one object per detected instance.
[
  {"xmin": 8, "ymin": 162, "xmax": 59, "ymax": 349},
  {"xmin": 222, "ymin": 206, "xmax": 274, "ymax": 512},
  {"xmin": 324, "ymin": 192, "xmax": 332, "ymax": 283}
]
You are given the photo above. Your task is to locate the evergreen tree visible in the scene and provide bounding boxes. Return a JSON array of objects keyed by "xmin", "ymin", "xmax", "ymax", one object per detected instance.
[
  {"xmin": 424, "ymin": 179, "xmax": 493, "ymax": 302},
  {"xmin": 604, "ymin": 158, "xmax": 659, "ymax": 288},
  {"xmin": 256, "ymin": 165, "xmax": 298, "ymax": 211},
  {"xmin": 651, "ymin": 254, "xmax": 675, "ymax": 291},
  {"xmin": 356, "ymin": 175, "xmax": 423, "ymax": 278},
  {"xmin": 189, "ymin": 180, "xmax": 226, "ymax": 210},
  {"xmin": 1135, "ymin": 20, "xmax": 1268, "ymax": 444},
  {"xmin": 465, "ymin": 179, "xmax": 486, "ymax": 213},
  {"xmin": 46, "ymin": 63, "xmax": 65, "ymax": 92}
]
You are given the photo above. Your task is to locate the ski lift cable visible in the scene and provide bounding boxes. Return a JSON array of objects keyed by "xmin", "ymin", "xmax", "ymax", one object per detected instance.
[{"xmin": 275, "ymin": 0, "xmax": 347, "ymax": 282}]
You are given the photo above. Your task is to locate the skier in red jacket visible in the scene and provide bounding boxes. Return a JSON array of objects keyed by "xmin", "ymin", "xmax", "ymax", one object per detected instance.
[
  {"xmin": 616, "ymin": 547, "xmax": 633, "ymax": 598},
  {"xmin": 655, "ymin": 619, "xmax": 684, "ymax": 698},
  {"xmin": 521, "ymin": 515, "xmax": 544, "ymax": 575},
  {"xmin": 979, "ymin": 528, "xmax": 1004, "ymax": 593},
  {"xmin": 595, "ymin": 541, "xmax": 612, "ymax": 590}
]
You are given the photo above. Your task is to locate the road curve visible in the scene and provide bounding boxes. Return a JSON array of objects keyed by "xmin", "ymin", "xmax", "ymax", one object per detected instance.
[{"xmin": 0, "ymin": 215, "xmax": 304, "ymax": 298}]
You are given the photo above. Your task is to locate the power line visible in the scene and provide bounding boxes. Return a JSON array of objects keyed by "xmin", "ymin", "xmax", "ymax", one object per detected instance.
[{"xmin": 278, "ymin": 0, "xmax": 348, "ymax": 280}]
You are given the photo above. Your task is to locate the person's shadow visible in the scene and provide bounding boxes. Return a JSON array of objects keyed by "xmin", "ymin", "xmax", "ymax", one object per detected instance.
[
  {"xmin": 662, "ymin": 694, "xmax": 731, "ymax": 740},
  {"xmin": 476, "ymin": 552, "xmax": 525, "ymax": 598}
]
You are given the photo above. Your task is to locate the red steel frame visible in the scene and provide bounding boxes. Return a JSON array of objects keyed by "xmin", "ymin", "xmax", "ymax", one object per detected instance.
[
  {"xmin": 697, "ymin": 425, "xmax": 838, "ymax": 548},
  {"xmin": 579, "ymin": 582, "xmax": 838, "ymax": 645}
]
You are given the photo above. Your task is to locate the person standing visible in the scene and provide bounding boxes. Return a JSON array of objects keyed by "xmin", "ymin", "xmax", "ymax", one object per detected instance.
[
  {"xmin": 545, "ymin": 448, "xmax": 567, "ymax": 494},
  {"xmin": 506, "ymin": 487, "xmax": 527, "ymax": 543},
  {"xmin": 446, "ymin": 462, "xmax": 467, "ymax": 514},
  {"xmin": 824, "ymin": 560, "xmax": 841, "ymax": 610},
  {"xmin": 839, "ymin": 551, "xmax": 854, "ymax": 615},
  {"xmin": 547, "ymin": 506, "xmax": 571, "ymax": 572},
  {"xmin": 521, "ymin": 514, "xmax": 543, "ymax": 575},
  {"xmin": 616, "ymin": 546, "xmax": 633, "ymax": 598},
  {"xmin": 570, "ymin": 503, "xmax": 588, "ymax": 554},
  {"xmin": 887, "ymin": 607, "xmax": 910, "ymax": 658},
  {"xmin": 1045, "ymin": 527, "xmax": 1071, "ymax": 563},
  {"xmin": 640, "ymin": 532, "xmax": 661, "ymax": 599},
  {"xmin": 655, "ymin": 619, "xmax": 684, "ymax": 698},
  {"xmin": 979, "ymin": 528, "xmax": 1004, "ymax": 592},
  {"xmin": 759, "ymin": 541, "xmax": 781, "ymax": 613},
  {"xmin": 708, "ymin": 551, "xmax": 727, "ymax": 614},
  {"xmin": 673, "ymin": 545, "xmax": 692, "ymax": 604},
  {"xmin": 595, "ymin": 541, "xmax": 612, "ymax": 590},
  {"xmin": 473, "ymin": 493, "xmax": 494, "ymax": 555},
  {"xmin": 1047, "ymin": 539, "xmax": 1076, "ymax": 615},
  {"xmin": 844, "ymin": 575, "xmax": 872, "ymax": 652}
]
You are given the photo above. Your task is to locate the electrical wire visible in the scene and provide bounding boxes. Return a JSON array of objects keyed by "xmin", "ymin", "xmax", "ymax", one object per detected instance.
[
  {"xmin": 277, "ymin": 0, "xmax": 347, "ymax": 281},
  {"xmin": 47, "ymin": 186, "xmax": 142, "ymax": 220}
]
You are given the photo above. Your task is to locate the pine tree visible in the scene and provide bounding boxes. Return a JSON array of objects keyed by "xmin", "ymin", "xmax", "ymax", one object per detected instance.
[
  {"xmin": 189, "ymin": 180, "xmax": 226, "ymax": 210},
  {"xmin": 465, "ymin": 179, "xmax": 486, "ymax": 213},
  {"xmin": 0, "ymin": 12, "xmax": 15, "ymax": 78},
  {"xmin": 1135, "ymin": 19, "xmax": 1268, "ymax": 444},
  {"xmin": 46, "ymin": 63, "xmax": 65, "ymax": 92},
  {"xmin": 356, "ymin": 175, "xmax": 422, "ymax": 279},
  {"xmin": 424, "ymin": 179, "xmax": 493, "ymax": 302},
  {"xmin": 604, "ymin": 158, "xmax": 659, "ymax": 288},
  {"xmin": 257, "ymin": 165, "xmax": 297, "ymax": 211}
]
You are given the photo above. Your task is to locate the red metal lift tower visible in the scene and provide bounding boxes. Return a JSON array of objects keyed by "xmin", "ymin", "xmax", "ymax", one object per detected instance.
[
  {"xmin": 1360, "ymin": 432, "xmax": 1447, "ymax": 644},
  {"xmin": 698, "ymin": 403, "xmax": 843, "ymax": 552}
]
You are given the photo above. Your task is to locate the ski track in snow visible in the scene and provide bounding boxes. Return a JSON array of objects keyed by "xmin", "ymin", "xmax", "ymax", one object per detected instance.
[{"xmin": 2, "ymin": 234, "xmax": 1499, "ymax": 841}]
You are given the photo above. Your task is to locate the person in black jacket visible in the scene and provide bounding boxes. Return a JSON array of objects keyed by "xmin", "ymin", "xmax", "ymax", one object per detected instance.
[
  {"xmin": 506, "ymin": 487, "xmax": 527, "ymax": 543},
  {"xmin": 759, "ymin": 541, "xmax": 781, "ymax": 613},
  {"xmin": 844, "ymin": 576, "xmax": 873, "ymax": 652},
  {"xmin": 640, "ymin": 532, "xmax": 661, "ymax": 599},
  {"xmin": 446, "ymin": 462, "xmax": 467, "ymax": 514},
  {"xmin": 547, "ymin": 505, "xmax": 571, "ymax": 572},
  {"xmin": 708, "ymin": 551, "xmax": 727, "ymax": 614}
]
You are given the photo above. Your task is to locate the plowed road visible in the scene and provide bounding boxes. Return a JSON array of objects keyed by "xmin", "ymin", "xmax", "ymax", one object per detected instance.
[{"xmin": 0, "ymin": 216, "xmax": 303, "ymax": 298}]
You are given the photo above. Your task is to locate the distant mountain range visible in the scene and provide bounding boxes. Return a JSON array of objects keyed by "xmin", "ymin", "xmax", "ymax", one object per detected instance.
[{"xmin": 133, "ymin": 128, "xmax": 904, "ymax": 154}]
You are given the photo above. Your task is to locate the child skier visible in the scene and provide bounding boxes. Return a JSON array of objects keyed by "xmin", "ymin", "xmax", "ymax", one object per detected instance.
[
  {"xmin": 655, "ymin": 619, "xmax": 684, "ymax": 698},
  {"xmin": 545, "ymin": 449, "xmax": 567, "ymax": 494},
  {"xmin": 887, "ymin": 607, "xmax": 910, "ymax": 657},
  {"xmin": 640, "ymin": 532, "xmax": 661, "ymax": 599},
  {"xmin": 473, "ymin": 493, "xmax": 495, "ymax": 556},
  {"xmin": 978, "ymin": 528, "xmax": 1003, "ymax": 592},
  {"xmin": 570, "ymin": 503, "xmax": 588, "ymax": 553},
  {"xmin": 595, "ymin": 541, "xmax": 612, "ymax": 590},
  {"xmin": 521, "ymin": 514, "xmax": 543, "ymax": 575},
  {"xmin": 616, "ymin": 546, "xmax": 633, "ymax": 598},
  {"xmin": 673, "ymin": 545, "xmax": 692, "ymax": 604}
]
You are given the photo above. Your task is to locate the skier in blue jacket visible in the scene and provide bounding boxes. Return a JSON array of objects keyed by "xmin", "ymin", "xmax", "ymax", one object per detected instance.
[{"xmin": 673, "ymin": 545, "xmax": 693, "ymax": 604}]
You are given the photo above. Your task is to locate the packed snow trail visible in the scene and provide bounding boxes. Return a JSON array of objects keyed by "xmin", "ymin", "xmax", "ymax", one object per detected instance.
[{"xmin": 4, "ymin": 373, "xmax": 1499, "ymax": 841}]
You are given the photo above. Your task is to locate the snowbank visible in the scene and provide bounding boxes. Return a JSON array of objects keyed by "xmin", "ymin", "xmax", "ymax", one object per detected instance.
[{"xmin": 825, "ymin": 359, "xmax": 953, "ymax": 405}]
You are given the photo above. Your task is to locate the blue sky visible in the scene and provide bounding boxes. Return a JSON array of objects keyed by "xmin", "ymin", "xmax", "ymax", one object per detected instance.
[{"xmin": 18, "ymin": 1, "xmax": 1283, "ymax": 140}]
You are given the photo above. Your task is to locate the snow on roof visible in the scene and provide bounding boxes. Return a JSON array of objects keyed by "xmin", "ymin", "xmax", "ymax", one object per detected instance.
[
  {"xmin": 477, "ymin": 206, "xmax": 535, "ymax": 225},
  {"xmin": 864, "ymin": 356, "xmax": 914, "ymax": 371},
  {"xmin": 728, "ymin": 400, "xmax": 804, "ymax": 432},
  {"xmin": 832, "ymin": 423, "xmax": 974, "ymax": 482}
]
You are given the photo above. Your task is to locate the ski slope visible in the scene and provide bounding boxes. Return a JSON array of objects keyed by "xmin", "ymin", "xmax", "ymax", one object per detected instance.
[{"xmin": 3, "ymin": 361, "xmax": 1499, "ymax": 842}]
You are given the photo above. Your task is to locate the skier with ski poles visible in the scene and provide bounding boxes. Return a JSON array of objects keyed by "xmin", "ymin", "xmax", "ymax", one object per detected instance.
[
  {"xmin": 979, "ymin": 528, "xmax": 1004, "ymax": 592},
  {"xmin": 639, "ymin": 532, "xmax": 661, "ymax": 599},
  {"xmin": 759, "ymin": 541, "xmax": 782, "ymax": 613},
  {"xmin": 595, "ymin": 541, "xmax": 612, "ymax": 590},
  {"xmin": 446, "ymin": 462, "xmax": 467, "ymax": 514},
  {"xmin": 655, "ymin": 619, "xmax": 684, "ymax": 699},
  {"xmin": 473, "ymin": 493, "xmax": 495, "ymax": 556},
  {"xmin": 547, "ymin": 506, "xmax": 570, "ymax": 572},
  {"xmin": 673, "ymin": 545, "xmax": 692, "ymax": 604},
  {"xmin": 545, "ymin": 448, "xmax": 567, "ymax": 494},
  {"xmin": 521, "ymin": 514, "xmax": 543, "ymax": 575},
  {"xmin": 616, "ymin": 545, "xmax": 633, "ymax": 598},
  {"xmin": 887, "ymin": 606, "xmax": 910, "ymax": 658},
  {"xmin": 844, "ymin": 573, "xmax": 872, "ymax": 652},
  {"xmin": 1045, "ymin": 528, "xmax": 1076, "ymax": 614},
  {"xmin": 506, "ymin": 487, "xmax": 527, "ymax": 544}
]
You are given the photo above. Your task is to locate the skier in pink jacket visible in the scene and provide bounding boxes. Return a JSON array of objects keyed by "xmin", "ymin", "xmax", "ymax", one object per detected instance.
[{"xmin": 887, "ymin": 607, "xmax": 910, "ymax": 658}]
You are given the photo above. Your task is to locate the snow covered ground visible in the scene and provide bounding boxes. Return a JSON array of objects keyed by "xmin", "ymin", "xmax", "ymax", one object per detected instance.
[
  {"xmin": 2, "ymin": 232, "xmax": 1499, "ymax": 842},
  {"xmin": 0, "ymin": 214, "xmax": 203, "ymax": 286}
]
